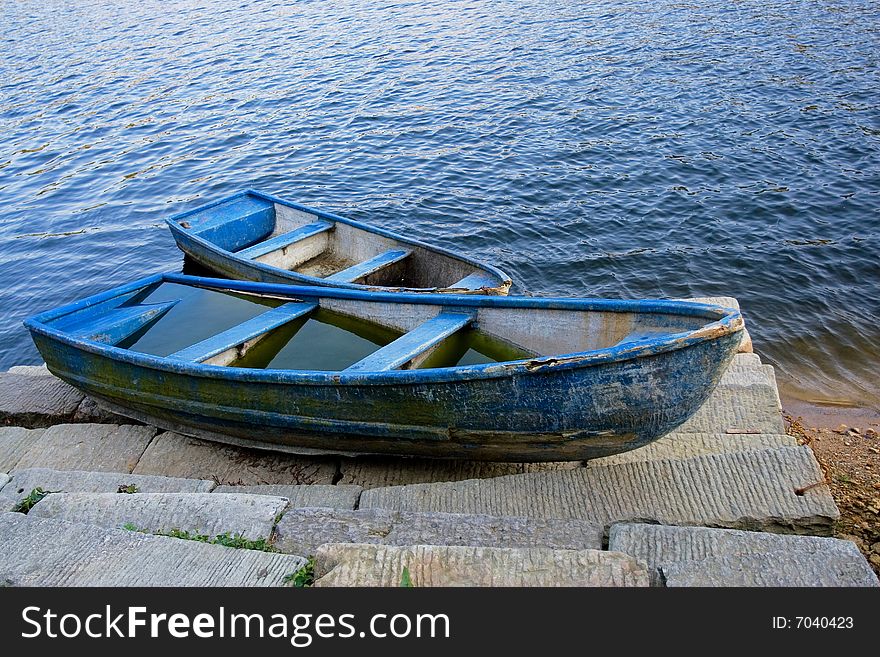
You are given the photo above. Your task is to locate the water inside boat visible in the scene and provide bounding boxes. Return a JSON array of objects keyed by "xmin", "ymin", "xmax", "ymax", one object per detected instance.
[{"xmin": 121, "ymin": 282, "xmax": 533, "ymax": 370}]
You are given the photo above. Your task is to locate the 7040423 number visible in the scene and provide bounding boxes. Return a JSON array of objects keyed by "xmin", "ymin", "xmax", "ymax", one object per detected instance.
[{"xmin": 796, "ymin": 617, "xmax": 853, "ymax": 629}]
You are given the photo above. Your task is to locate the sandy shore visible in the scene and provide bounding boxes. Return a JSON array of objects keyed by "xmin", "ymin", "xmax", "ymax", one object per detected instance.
[{"xmin": 782, "ymin": 394, "xmax": 880, "ymax": 575}]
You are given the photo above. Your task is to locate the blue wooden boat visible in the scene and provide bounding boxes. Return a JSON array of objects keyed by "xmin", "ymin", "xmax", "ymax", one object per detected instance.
[
  {"xmin": 24, "ymin": 274, "xmax": 743, "ymax": 461},
  {"xmin": 166, "ymin": 190, "xmax": 512, "ymax": 294}
]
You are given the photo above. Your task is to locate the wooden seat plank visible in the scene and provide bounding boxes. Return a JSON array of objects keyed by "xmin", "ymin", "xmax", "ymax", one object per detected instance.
[
  {"xmin": 66, "ymin": 301, "xmax": 179, "ymax": 345},
  {"xmin": 344, "ymin": 311, "xmax": 474, "ymax": 372},
  {"xmin": 325, "ymin": 249, "xmax": 412, "ymax": 284},
  {"xmin": 168, "ymin": 302, "xmax": 317, "ymax": 363},
  {"xmin": 235, "ymin": 220, "xmax": 334, "ymax": 260}
]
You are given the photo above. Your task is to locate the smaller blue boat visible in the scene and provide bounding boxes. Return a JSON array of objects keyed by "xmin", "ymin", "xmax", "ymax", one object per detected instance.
[
  {"xmin": 166, "ymin": 190, "xmax": 512, "ymax": 295},
  {"xmin": 25, "ymin": 274, "xmax": 743, "ymax": 461}
]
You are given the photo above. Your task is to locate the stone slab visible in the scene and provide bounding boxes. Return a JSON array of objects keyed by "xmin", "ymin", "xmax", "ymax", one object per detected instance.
[
  {"xmin": 313, "ymin": 543, "xmax": 649, "ymax": 587},
  {"xmin": 675, "ymin": 381, "xmax": 785, "ymax": 434},
  {"xmin": 338, "ymin": 458, "xmax": 583, "ymax": 489},
  {"xmin": 0, "ymin": 468, "xmax": 215, "ymax": 511},
  {"xmin": 609, "ymin": 523, "xmax": 875, "ymax": 586},
  {"xmin": 213, "ymin": 484, "xmax": 362, "ymax": 510},
  {"xmin": 588, "ymin": 432, "xmax": 796, "ymax": 467},
  {"xmin": 719, "ymin": 362, "xmax": 775, "ymax": 388},
  {"xmin": 13, "ymin": 423, "xmax": 157, "ymax": 473},
  {"xmin": 132, "ymin": 432, "xmax": 337, "ymax": 485},
  {"xmin": 361, "ymin": 446, "xmax": 839, "ymax": 535},
  {"xmin": 0, "ymin": 427, "xmax": 45, "ymax": 472},
  {"xmin": 274, "ymin": 507, "xmax": 604, "ymax": 556},
  {"xmin": 727, "ymin": 352, "xmax": 761, "ymax": 368},
  {"xmin": 0, "ymin": 473, "xmax": 8, "ymax": 492},
  {"xmin": 30, "ymin": 492, "xmax": 288, "ymax": 540},
  {"xmin": 0, "ymin": 512, "xmax": 306, "ymax": 587},
  {"xmin": 7, "ymin": 365, "xmax": 50, "ymax": 376},
  {"xmin": 0, "ymin": 372, "xmax": 84, "ymax": 428},
  {"xmin": 661, "ymin": 553, "xmax": 879, "ymax": 587}
]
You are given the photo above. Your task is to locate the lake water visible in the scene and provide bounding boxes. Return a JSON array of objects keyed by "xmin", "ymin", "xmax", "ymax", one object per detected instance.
[{"xmin": 1, "ymin": 0, "xmax": 878, "ymax": 411}]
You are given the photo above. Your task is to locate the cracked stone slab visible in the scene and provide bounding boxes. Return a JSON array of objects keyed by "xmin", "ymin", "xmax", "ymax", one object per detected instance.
[
  {"xmin": 0, "ymin": 468, "xmax": 215, "ymax": 511},
  {"xmin": 609, "ymin": 523, "xmax": 876, "ymax": 586},
  {"xmin": 275, "ymin": 507, "xmax": 604, "ymax": 555},
  {"xmin": 687, "ymin": 297, "xmax": 752, "ymax": 353},
  {"xmin": 675, "ymin": 380, "xmax": 785, "ymax": 434},
  {"xmin": 213, "ymin": 484, "xmax": 362, "ymax": 510},
  {"xmin": 13, "ymin": 424, "xmax": 157, "ymax": 474},
  {"xmin": 0, "ymin": 512, "xmax": 305, "ymax": 587},
  {"xmin": 0, "ymin": 373, "xmax": 84, "ymax": 428},
  {"xmin": 313, "ymin": 543, "xmax": 649, "ymax": 587},
  {"xmin": 0, "ymin": 473, "xmax": 8, "ymax": 491},
  {"xmin": 0, "ymin": 427, "xmax": 45, "ymax": 472},
  {"xmin": 30, "ymin": 492, "xmax": 288, "ymax": 541},
  {"xmin": 588, "ymin": 432, "xmax": 796, "ymax": 467},
  {"xmin": 661, "ymin": 553, "xmax": 879, "ymax": 587},
  {"xmin": 338, "ymin": 458, "xmax": 582, "ymax": 489},
  {"xmin": 361, "ymin": 446, "xmax": 839, "ymax": 535},
  {"xmin": 132, "ymin": 431, "xmax": 337, "ymax": 485}
]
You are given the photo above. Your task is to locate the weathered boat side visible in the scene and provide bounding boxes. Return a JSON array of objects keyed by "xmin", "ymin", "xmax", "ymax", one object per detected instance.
[
  {"xmin": 166, "ymin": 190, "xmax": 513, "ymax": 295},
  {"xmin": 25, "ymin": 274, "xmax": 744, "ymax": 461}
]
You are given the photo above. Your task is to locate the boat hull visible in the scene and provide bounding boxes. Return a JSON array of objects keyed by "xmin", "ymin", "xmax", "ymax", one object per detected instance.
[
  {"xmin": 30, "ymin": 330, "xmax": 740, "ymax": 461},
  {"xmin": 167, "ymin": 190, "xmax": 512, "ymax": 295}
]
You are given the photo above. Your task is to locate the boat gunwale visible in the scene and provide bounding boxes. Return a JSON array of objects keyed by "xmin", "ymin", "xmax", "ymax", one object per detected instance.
[
  {"xmin": 165, "ymin": 189, "xmax": 513, "ymax": 293},
  {"xmin": 25, "ymin": 273, "xmax": 744, "ymax": 387}
]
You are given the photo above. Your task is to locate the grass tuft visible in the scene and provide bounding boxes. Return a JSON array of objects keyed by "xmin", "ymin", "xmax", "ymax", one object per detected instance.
[
  {"xmin": 12, "ymin": 488, "xmax": 51, "ymax": 514},
  {"xmin": 284, "ymin": 557, "xmax": 316, "ymax": 587},
  {"xmin": 400, "ymin": 566, "xmax": 414, "ymax": 588}
]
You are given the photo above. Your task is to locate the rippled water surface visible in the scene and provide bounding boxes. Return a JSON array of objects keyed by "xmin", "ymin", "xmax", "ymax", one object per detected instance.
[{"xmin": 2, "ymin": 0, "xmax": 878, "ymax": 410}]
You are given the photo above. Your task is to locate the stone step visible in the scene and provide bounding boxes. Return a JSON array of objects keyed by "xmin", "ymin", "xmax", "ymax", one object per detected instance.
[
  {"xmin": 0, "ymin": 427, "xmax": 45, "ymax": 472},
  {"xmin": 360, "ymin": 446, "xmax": 838, "ymax": 535},
  {"xmin": 675, "ymin": 379, "xmax": 785, "ymax": 434},
  {"xmin": 609, "ymin": 523, "xmax": 876, "ymax": 587},
  {"xmin": 313, "ymin": 543, "xmax": 649, "ymax": 587},
  {"xmin": 0, "ymin": 512, "xmax": 306, "ymax": 586},
  {"xmin": 9, "ymin": 423, "xmax": 157, "ymax": 474},
  {"xmin": 0, "ymin": 372, "xmax": 84, "ymax": 428},
  {"xmin": 338, "ymin": 458, "xmax": 582, "ymax": 490},
  {"xmin": 274, "ymin": 508, "xmax": 604, "ymax": 556},
  {"xmin": 720, "ymin": 362, "xmax": 775, "ymax": 387},
  {"xmin": 213, "ymin": 484, "xmax": 362, "ymax": 510},
  {"xmin": 2, "ymin": 367, "xmax": 137, "ymax": 424},
  {"xmin": 7, "ymin": 365, "xmax": 50, "ymax": 376},
  {"xmin": 662, "ymin": 553, "xmax": 879, "ymax": 587},
  {"xmin": 726, "ymin": 352, "xmax": 761, "ymax": 368},
  {"xmin": 0, "ymin": 468, "xmax": 215, "ymax": 511},
  {"xmin": 588, "ymin": 432, "xmax": 796, "ymax": 467},
  {"xmin": 29, "ymin": 492, "xmax": 289, "ymax": 541},
  {"xmin": 132, "ymin": 431, "xmax": 337, "ymax": 485}
]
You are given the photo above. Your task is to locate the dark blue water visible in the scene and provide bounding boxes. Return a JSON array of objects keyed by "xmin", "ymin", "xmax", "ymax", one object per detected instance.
[{"xmin": 1, "ymin": 0, "xmax": 878, "ymax": 411}]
